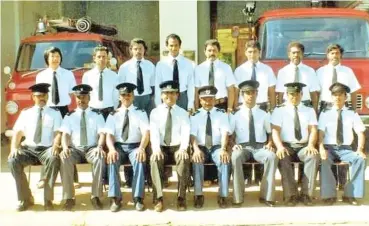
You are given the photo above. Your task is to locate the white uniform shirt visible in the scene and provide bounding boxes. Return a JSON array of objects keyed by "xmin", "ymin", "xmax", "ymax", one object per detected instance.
[
  {"xmin": 150, "ymin": 104, "xmax": 190, "ymax": 152},
  {"xmin": 271, "ymin": 102, "xmax": 317, "ymax": 143},
  {"xmin": 190, "ymin": 107, "xmax": 230, "ymax": 146},
  {"xmin": 276, "ymin": 63, "xmax": 320, "ymax": 101},
  {"xmin": 155, "ymin": 55, "xmax": 195, "ymax": 109},
  {"xmin": 82, "ymin": 67, "xmax": 119, "ymax": 109},
  {"xmin": 13, "ymin": 106, "xmax": 62, "ymax": 147},
  {"xmin": 316, "ymin": 64, "xmax": 361, "ymax": 102},
  {"xmin": 35, "ymin": 67, "xmax": 76, "ymax": 106},
  {"xmin": 59, "ymin": 107, "xmax": 105, "ymax": 147},
  {"xmin": 105, "ymin": 105, "xmax": 149, "ymax": 143},
  {"xmin": 118, "ymin": 58, "xmax": 155, "ymax": 96},
  {"xmin": 230, "ymin": 105, "xmax": 271, "ymax": 144},
  {"xmin": 318, "ymin": 106, "xmax": 365, "ymax": 145},
  {"xmin": 194, "ymin": 59, "xmax": 236, "ymax": 99},
  {"xmin": 234, "ymin": 61, "xmax": 276, "ymax": 104}
]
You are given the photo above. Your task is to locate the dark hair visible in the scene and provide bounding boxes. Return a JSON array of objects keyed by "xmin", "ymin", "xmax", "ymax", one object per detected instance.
[
  {"xmin": 204, "ymin": 39, "xmax": 221, "ymax": 51},
  {"xmin": 93, "ymin": 45, "xmax": 109, "ymax": 56},
  {"xmin": 130, "ymin": 38, "xmax": 148, "ymax": 51},
  {"xmin": 287, "ymin": 41, "xmax": 305, "ymax": 54},
  {"xmin": 245, "ymin": 40, "xmax": 261, "ymax": 51},
  {"xmin": 165, "ymin": 33, "xmax": 182, "ymax": 46},
  {"xmin": 44, "ymin": 47, "xmax": 63, "ymax": 66},
  {"xmin": 326, "ymin": 44, "xmax": 344, "ymax": 55}
]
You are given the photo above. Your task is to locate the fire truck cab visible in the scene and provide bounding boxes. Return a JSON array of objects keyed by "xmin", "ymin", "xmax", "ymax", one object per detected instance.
[
  {"xmin": 3, "ymin": 18, "xmax": 130, "ymax": 137},
  {"xmin": 255, "ymin": 8, "xmax": 369, "ymax": 125}
]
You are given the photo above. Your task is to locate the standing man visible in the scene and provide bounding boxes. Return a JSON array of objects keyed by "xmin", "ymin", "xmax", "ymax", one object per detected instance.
[
  {"xmin": 194, "ymin": 39, "xmax": 236, "ymax": 113},
  {"xmin": 271, "ymin": 82, "xmax": 319, "ymax": 206},
  {"xmin": 35, "ymin": 46, "xmax": 77, "ymax": 189},
  {"xmin": 316, "ymin": 44, "xmax": 362, "ymax": 189},
  {"xmin": 118, "ymin": 38, "xmax": 155, "ymax": 114},
  {"xmin": 82, "ymin": 45, "xmax": 119, "ymax": 120},
  {"xmin": 191, "ymin": 86, "xmax": 231, "ymax": 209},
  {"xmin": 105, "ymin": 83, "xmax": 150, "ymax": 212},
  {"xmin": 150, "ymin": 81, "xmax": 191, "ymax": 212},
  {"xmin": 317, "ymin": 44, "xmax": 361, "ymax": 112},
  {"xmin": 230, "ymin": 80, "xmax": 278, "ymax": 207},
  {"xmin": 234, "ymin": 40, "xmax": 277, "ymax": 185},
  {"xmin": 8, "ymin": 83, "xmax": 62, "ymax": 211},
  {"xmin": 276, "ymin": 42, "xmax": 320, "ymax": 112},
  {"xmin": 155, "ymin": 34, "xmax": 195, "ymax": 112},
  {"xmin": 59, "ymin": 84, "xmax": 106, "ymax": 211},
  {"xmin": 319, "ymin": 83, "xmax": 366, "ymax": 206}
]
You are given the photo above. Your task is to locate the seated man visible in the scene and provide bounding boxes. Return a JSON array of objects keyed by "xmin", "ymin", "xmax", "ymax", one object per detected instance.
[
  {"xmin": 105, "ymin": 83, "xmax": 149, "ymax": 212},
  {"xmin": 230, "ymin": 80, "xmax": 278, "ymax": 207},
  {"xmin": 271, "ymin": 82, "xmax": 319, "ymax": 206},
  {"xmin": 8, "ymin": 83, "xmax": 62, "ymax": 211},
  {"xmin": 319, "ymin": 82, "xmax": 366, "ymax": 205},
  {"xmin": 59, "ymin": 84, "xmax": 106, "ymax": 211},
  {"xmin": 191, "ymin": 86, "xmax": 231, "ymax": 208},
  {"xmin": 150, "ymin": 80, "xmax": 191, "ymax": 212}
]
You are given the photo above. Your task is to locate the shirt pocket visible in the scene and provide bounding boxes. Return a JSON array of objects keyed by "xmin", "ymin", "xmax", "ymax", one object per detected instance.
[{"xmin": 43, "ymin": 116, "xmax": 54, "ymax": 128}]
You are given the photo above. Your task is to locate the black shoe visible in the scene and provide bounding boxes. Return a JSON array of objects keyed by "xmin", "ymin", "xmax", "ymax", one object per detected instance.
[
  {"xmin": 342, "ymin": 196, "xmax": 359, "ymax": 206},
  {"xmin": 16, "ymin": 198, "xmax": 34, "ymax": 212},
  {"xmin": 300, "ymin": 194, "xmax": 313, "ymax": 206},
  {"xmin": 177, "ymin": 197, "xmax": 187, "ymax": 211},
  {"xmin": 194, "ymin": 195, "xmax": 204, "ymax": 209},
  {"xmin": 259, "ymin": 198, "xmax": 276, "ymax": 207},
  {"xmin": 91, "ymin": 197, "xmax": 103, "ymax": 210},
  {"xmin": 44, "ymin": 200, "xmax": 54, "ymax": 211},
  {"xmin": 322, "ymin": 197, "xmax": 336, "ymax": 205},
  {"xmin": 63, "ymin": 199, "xmax": 75, "ymax": 211},
  {"xmin": 110, "ymin": 198, "xmax": 121, "ymax": 212},
  {"xmin": 284, "ymin": 195, "xmax": 298, "ymax": 207},
  {"xmin": 134, "ymin": 197, "xmax": 145, "ymax": 211},
  {"xmin": 218, "ymin": 197, "xmax": 227, "ymax": 208},
  {"xmin": 232, "ymin": 202, "xmax": 243, "ymax": 208}
]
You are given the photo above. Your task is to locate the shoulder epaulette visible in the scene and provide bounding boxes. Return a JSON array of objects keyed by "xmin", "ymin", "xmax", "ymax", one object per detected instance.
[
  {"xmin": 191, "ymin": 110, "xmax": 200, "ymax": 116},
  {"xmin": 66, "ymin": 110, "xmax": 75, "ymax": 116},
  {"xmin": 216, "ymin": 108, "xmax": 225, "ymax": 113},
  {"xmin": 276, "ymin": 103, "xmax": 285, "ymax": 108},
  {"xmin": 135, "ymin": 107, "xmax": 145, "ymax": 112},
  {"xmin": 22, "ymin": 107, "xmax": 31, "ymax": 112},
  {"xmin": 231, "ymin": 108, "xmax": 240, "ymax": 115},
  {"xmin": 90, "ymin": 109, "xmax": 102, "ymax": 114}
]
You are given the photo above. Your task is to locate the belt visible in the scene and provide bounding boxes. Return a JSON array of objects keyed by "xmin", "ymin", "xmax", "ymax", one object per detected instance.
[
  {"xmin": 324, "ymin": 144, "xmax": 352, "ymax": 150},
  {"xmin": 161, "ymin": 145, "xmax": 180, "ymax": 152},
  {"xmin": 283, "ymin": 142, "xmax": 307, "ymax": 149},
  {"xmin": 91, "ymin": 106, "xmax": 114, "ymax": 114},
  {"xmin": 116, "ymin": 142, "xmax": 140, "ymax": 150},
  {"xmin": 198, "ymin": 145, "xmax": 221, "ymax": 152},
  {"xmin": 239, "ymin": 142, "xmax": 265, "ymax": 149},
  {"xmin": 257, "ymin": 102, "xmax": 268, "ymax": 111},
  {"xmin": 301, "ymin": 100, "xmax": 313, "ymax": 107},
  {"xmin": 215, "ymin": 97, "xmax": 227, "ymax": 105}
]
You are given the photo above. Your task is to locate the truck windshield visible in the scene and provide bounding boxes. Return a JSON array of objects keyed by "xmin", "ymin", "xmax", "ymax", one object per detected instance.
[
  {"xmin": 260, "ymin": 18, "xmax": 369, "ymax": 59},
  {"xmin": 16, "ymin": 41, "xmax": 99, "ymax": 72}
]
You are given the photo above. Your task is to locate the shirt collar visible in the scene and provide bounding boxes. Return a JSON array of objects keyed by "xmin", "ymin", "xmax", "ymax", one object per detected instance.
[
  {"xmin": 200, "ymin": 107, "xmax": 216, "ymax": 115},
  {"xmin": 119, "ymin": 104, "xmax": 134, "ymax": 111},
  {"xmin": 93, "ymin": 66, "xmax": 107, "ymax": 73},
  {"xmin": 162, "ymin": 103, "xmax": 177, "ymax": 110},
  {"xmin": 245, "ymin": 60, "xmax": 260, "ymax": 67},
  {"xmin": 168, "ymin": 54, "xmax": 183, "ymax": 63},
  {"xmin": 332, "ymin": 105, "xmax": 347, "ymax": 111},
  {"xmin": 47, "ymin": 66, "xmax": 61, "ymax": 74},
  {"xmin": 285, "ymin": 101, "xmax": 303, "ymax": 109},
  {"xmin": 132, "ymin": 57, "xmax": 145, "ymax": 63},
  {"xmin": 75, "ymin": 107, "xmax": 91, "ymax": 114},
  {"xmin": 327, "ymin": 63, "xmax": 341, "ymax": 69},
  {"xmin": 206, "ymin": 59, "xmax": 219, "ymax": 66},
  {"xmin": 240, "ymin": 104, "xmax": 258, "ymax": 111},
  {"xmin": 289, "ymin": 62, "xmax": 303, "ymax": 68}
]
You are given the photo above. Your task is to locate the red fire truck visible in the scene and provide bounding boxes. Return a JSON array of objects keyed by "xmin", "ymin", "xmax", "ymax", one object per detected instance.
[
  {"xmin": 3, "ymin": 17, "xmax": 130, "ymax": 137},
  {"xmin": 255, "ymin": 7, "xmax": 369, "ymax": 125}
]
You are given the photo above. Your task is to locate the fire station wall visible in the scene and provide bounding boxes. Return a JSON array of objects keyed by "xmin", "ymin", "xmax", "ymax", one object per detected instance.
[{"xmin": 85, "ymin": 1, "xmax": 159, "ymax": 57}]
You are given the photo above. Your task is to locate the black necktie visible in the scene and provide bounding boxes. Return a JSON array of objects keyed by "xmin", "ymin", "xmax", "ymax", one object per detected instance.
[
  {"xmin": 80, "ymin": 110, "xmax": 87, "ymax": 146},
  {"xmin": 173, "ymin": 59, "xmax": 179, "ymax": 86},
  {"xmin": 34, "ymin": 108, "xmax": 43, "ymax": 144},
  {"xmin": 251, "ymin": 63, "xmax": 257, "ymax": 81},
  {"xmin": 209, "ymin": 61, "xmax": 215, "ymax": 86},
  {"xmin": 205, "ymin": 111, "xmax": 212, "ymax": 149},
  {"xmin": 52, "ymin": 71, "xmax": 60, "ymax": 105},
  {"xmin": 122, "ymin": 109, "xmax": 129, "ymax": 141},
  {"xmin": 164, "ymin": 106, "xmax": 172, "ymax": 145},
  {"xmin": 249, "ymin": 108, "xmax": 256, "ymax": 145},
  {"xmin": 294, "ymin": 66, "xmax": 299, "ymax": 82},
  {"xmin": 98, "ymin": 71, "xmax": 103, "ymax": 101},
  {"xmin": 294, "ymin": 106, "xmax": 302, "ymax": 141},
  {"xmin": 332, "ymin": 67, "xmax": 337, "ymax": 84},
  {"xmin": 336, "ymin": 109, "xmax": 344, "ymax": 145},
  {"xmin": 137, "ymin": 61, "xmax": 144, "ymax": 95}
]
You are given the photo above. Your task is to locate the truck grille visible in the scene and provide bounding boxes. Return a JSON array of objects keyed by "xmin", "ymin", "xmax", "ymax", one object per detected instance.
[{"xmin": 347, "ymin": 94, "xmax": 363, "ymax": 110}]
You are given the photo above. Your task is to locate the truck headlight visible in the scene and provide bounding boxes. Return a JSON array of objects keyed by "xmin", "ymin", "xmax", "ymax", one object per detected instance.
[
  {"xmin": 8, "ymin": 82, "xmax": 15, "ymax": 90},
  {"xmin": 365, "ymin": 96, "xmax": 369, "ymax": 109},
  {"xmin": 6, "ymin": 101, "xmax": 18, "ymax": 115}
]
